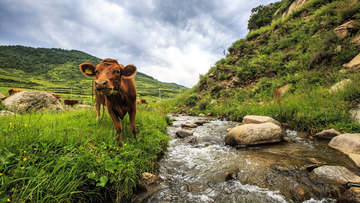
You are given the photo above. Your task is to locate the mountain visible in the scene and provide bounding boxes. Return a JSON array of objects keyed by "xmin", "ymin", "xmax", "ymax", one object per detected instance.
[
  {"xmin": 0, "ymin": 45, "xmax": 188, "ymax": 100},
  {"xmin": 165, "ymin": 0, "xmax": 360, "ymax": 133}
]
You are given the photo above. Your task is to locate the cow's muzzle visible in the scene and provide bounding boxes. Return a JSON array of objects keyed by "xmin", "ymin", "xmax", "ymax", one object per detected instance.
[{"xmin": 95, "ymin": 80, "xmax": 112, "ymax": 95}]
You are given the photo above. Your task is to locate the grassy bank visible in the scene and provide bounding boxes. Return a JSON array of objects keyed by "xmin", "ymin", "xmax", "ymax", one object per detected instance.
[
  {"xmin": 0, "ymin": 106, "xmax": 169, "ymax": 202},
  {"xmin": 159, "ymin": 72, "xmax": 360, "ymax": 134}
]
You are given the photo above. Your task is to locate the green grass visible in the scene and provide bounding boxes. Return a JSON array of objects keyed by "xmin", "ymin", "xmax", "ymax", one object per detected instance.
[{"xmin": 0, "ymin": 106, "xmax": 169, "ymax": 202}]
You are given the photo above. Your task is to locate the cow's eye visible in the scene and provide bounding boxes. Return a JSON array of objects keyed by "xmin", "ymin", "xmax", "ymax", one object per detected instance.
[
  {"xmin": 94, "ymin": 70, "xmax": 98, "ymax": 74},
  {"xmin": 113, "ymin": 70, "xmax": 120, "ymax": 74}
]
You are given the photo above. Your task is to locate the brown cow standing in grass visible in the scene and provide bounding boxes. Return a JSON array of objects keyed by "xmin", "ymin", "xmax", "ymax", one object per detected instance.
[
  {"xmin": 8, "ymin": 88, "xmax": 26, "ymax": 95},
  {"xmin": 80, "ymin": 58, "xmax": 137, "ymax": 144}
]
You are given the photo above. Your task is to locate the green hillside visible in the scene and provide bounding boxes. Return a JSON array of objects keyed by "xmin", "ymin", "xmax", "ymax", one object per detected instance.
[
  {"xmin": 0, "ymin": 45, "xmax": 188, "ymax": 101},
  {"xmin": 162, "ymin": 0, "xmax": 360, "ymax": 133}
]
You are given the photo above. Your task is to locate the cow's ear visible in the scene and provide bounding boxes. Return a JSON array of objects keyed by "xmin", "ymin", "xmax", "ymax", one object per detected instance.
[
  {"xmin": 122, "ymin": 64, "xmax": 137, "ymax": 78},
  {"xmin": 79, "ymin": 62, "xmax": 96, "ymax": 77}
]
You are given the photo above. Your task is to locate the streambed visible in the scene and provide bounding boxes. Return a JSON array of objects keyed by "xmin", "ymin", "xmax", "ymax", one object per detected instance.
[{"xmin": 133, "ymin": 114, "xmax": 358, "ymax": 202}]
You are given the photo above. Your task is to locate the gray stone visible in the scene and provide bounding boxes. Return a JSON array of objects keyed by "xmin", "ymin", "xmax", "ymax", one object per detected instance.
[
  {"xmin": 339, "ymin": 187, "xmax": 360, "ymax": 203},
  {"xmin": 2, "ymin": 91, "xmax": 64, "ymax": 113},
  {"xmin": 232, "ymin": 76, "xmax": 241, "ymax": 83},
  {"xmin": 0, "ymin": 110, "xmax": 15, "ymax": 117},
  {"xmin": 313, "ymin": 129, "xmax": 340, "ymax": 140},
  {"xmin": 329, "ymin": 79, "xmax": 351, "ymax": 93},
  {"xmin": 225, "ymin": 122, "xmax": 284, "ymax": 146},
  {"xmin": 181, "ymin": 123, "xmax": 198, "ymax": 128},
  {"xmin": 343, "ymin": 53, "xmax": 360, "ymax": 70},
  {"xmin": 282, "ymin": 0, "xmax": 311, "ymax": 18},
  {"xmin": 76, "ymin": 104, "xmax": 94, "ymax": 109},
  {"xmin": 334, "ymin": 20, "xmax": 356, "ymax": 38},
  {"xmin": 329, "ymin": 133, "xmax": 360, "ymax": 167},
  {"xmin": 310, "ymin": 165, "xmax": 360, "ymax": 185},
  {"xmin": 243, "ymin": 115, "xmax": 281, "ymax": 126},
  {"xmin": 176, "ymin": 129, "xmax": 193, "ymax": 138}
]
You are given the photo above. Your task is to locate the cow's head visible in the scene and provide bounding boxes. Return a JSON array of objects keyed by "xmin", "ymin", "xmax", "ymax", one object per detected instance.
[{"xmin": 79, "ymin": 58, "xmax": 137, "ymax": 96}]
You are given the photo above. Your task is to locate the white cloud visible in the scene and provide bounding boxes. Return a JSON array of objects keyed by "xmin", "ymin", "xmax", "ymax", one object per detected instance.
[{"xmin": 0, "ymin": 0, "xmax": 280, "ymax": 88}]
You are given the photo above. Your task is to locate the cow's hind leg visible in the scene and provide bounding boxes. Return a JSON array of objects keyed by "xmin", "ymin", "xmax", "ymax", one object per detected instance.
[{"xmin": 129, "ymin": 107, "xmax": 137, "ymax": 140}]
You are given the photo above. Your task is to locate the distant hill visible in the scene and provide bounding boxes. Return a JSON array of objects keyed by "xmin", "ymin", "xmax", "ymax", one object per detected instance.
[{"xmin": 0, "ymin": 45, "xmax": 188, "ymax": 101}]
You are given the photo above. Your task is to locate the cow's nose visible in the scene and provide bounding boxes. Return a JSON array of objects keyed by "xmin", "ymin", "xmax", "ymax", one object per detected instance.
[{"xmin": 95, "ymin": 81, "xmax": 108, "ymax": 88}]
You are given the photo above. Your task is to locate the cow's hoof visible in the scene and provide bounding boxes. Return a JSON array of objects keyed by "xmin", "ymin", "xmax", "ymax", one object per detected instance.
[{"xmin": 96, "ymin": 117, "xmax": 102, "ymax": 122}]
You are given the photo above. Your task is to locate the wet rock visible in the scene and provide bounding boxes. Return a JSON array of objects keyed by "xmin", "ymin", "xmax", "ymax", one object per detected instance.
[
  {"xmin": 181, "ymin": 123, "xmax": 198, "ymax": 128},
  {"xmin": 329, "ymin": 133, "xmax": 360, "ymax": 167},
  {"xmin": 198, "ymin": 113, "xmax": 206, "ymax": 117},
  {"xmin": 176, "ymin": 129, "xmax": 193, "ymax": 138},
  {"xmin": 207, "ymin": 113, "xmax": 212, "ymax": 116},
  {"xmin": 225, "ymin": 122, "xmax": 284, "ymax": 146},
  {"xmin": 310, "ymin": 165, "xmax": 360, "ymax": 185},
  {"xmin": 339, "ymin": 187, "xmax": 360, "ymax": 203},
  {"xmin": 2, "ymin": 91, "xmax": 64, "ymax": 113},
  {"xmin": 313, "ymin": 129, "xmax": 340, "ymax": 140},
  {"xmin": 243, "ymin": 115, "xmax": 281, "ymax": 127},
  {"xmin": 132, "ymin": 173, "xmax": 164, "ymax": 203},
  {"xmin": 183, "ymin": 137, "xmax": 198, "ymax": 145},
  {"xmin": 194, "ymin": 121, "xmax": 205, "ymax": 126}
]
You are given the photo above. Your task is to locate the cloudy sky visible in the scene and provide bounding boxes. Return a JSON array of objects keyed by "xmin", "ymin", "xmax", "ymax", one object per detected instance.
[{"xmin": 0, "ymin": 0, "xmax": 277, "ymax": 88}]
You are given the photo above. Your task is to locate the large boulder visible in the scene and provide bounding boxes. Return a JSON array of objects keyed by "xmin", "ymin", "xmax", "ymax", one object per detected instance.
[
  {"xmin": 343, "ymin": 53, "xmax": 360, "ymax": 70},
  {"xmin": 310, "ymin": 165, "xmax": 360, "ymax": 185},
  {"xmin": 334, "ymin": 20, "xmax": 357, "ymax": 38},
  {"xmin": 242, "ymin": 115, "xmax": 281, "ymax": 126},
  {"xmin": 2, "ymin": 91, "xmax": 64, "ymax": 113},
  {"xmin": 339, "ymin": 187, "xmax": 360, "ymax": 203},
  {"xmin": 225, "ymin": 122, "xmax": 283, "ymax": 146},
  {"xmin": 0, "ymin": 93, "xmax": 5, "ymax": 100},
  {"xmin": 329, "ymin": 133, "xmax": 360, "ymax": 167},
  {"xmin": 282, "ymin": 0, "xmax": 311, "ymax": 18}
]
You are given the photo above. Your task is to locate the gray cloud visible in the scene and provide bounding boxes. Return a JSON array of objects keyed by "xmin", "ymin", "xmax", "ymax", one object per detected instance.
[{"xmin": 0, "ymin": 0, "xmax": 277, "ymax": 87}]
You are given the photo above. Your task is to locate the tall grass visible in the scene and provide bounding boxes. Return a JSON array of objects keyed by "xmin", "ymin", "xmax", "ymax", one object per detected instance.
[{"xmin": 0, "ymin": 106, "xmax": 169, "ymax": 202}]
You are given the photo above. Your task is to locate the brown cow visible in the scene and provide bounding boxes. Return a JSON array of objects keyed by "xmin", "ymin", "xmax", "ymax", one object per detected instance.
[
  {"xmin": 47, "ymin": 92, "xmax": 62, "ymax": 101},
  {"xmin": 136, "ymin": 98, "xmax": 148, "ymax": 104},
  {"xmin": 8, "ymin": 88, "xmax": 26, "ymax": 95},
  {"xmin": 79, "ymin": 58, "xmax": 137, "ymax": 144},
  {"xmin": 64, "ymin": 99, "xmax": 79, "ymax": 106}
]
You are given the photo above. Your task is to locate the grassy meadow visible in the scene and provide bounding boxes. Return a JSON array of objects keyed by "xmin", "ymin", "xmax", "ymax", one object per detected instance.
[{"xmin": 0, "ymin": 105, "xmax": 169, "ymax": 202}]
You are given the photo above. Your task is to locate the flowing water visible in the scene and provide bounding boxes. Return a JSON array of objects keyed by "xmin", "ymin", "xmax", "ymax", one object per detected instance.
[{"xmin": 133, "ymin": 115, "xmax": 357, "ymax": 203}]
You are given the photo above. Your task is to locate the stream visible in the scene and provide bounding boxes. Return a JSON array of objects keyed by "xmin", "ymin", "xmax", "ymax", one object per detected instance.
[{"xmin": 132, "ymin": 114, "xmax": 358, "ymax": 203}]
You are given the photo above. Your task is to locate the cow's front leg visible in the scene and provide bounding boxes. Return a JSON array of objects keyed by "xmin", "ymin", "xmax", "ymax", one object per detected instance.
[
  {"xmin": 95, "ymin": 101, "xmax": 101, "ymax": 121},
  {"xmin": 108, "ymin": 109, "xmax": 123, "ymax": 144}
]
